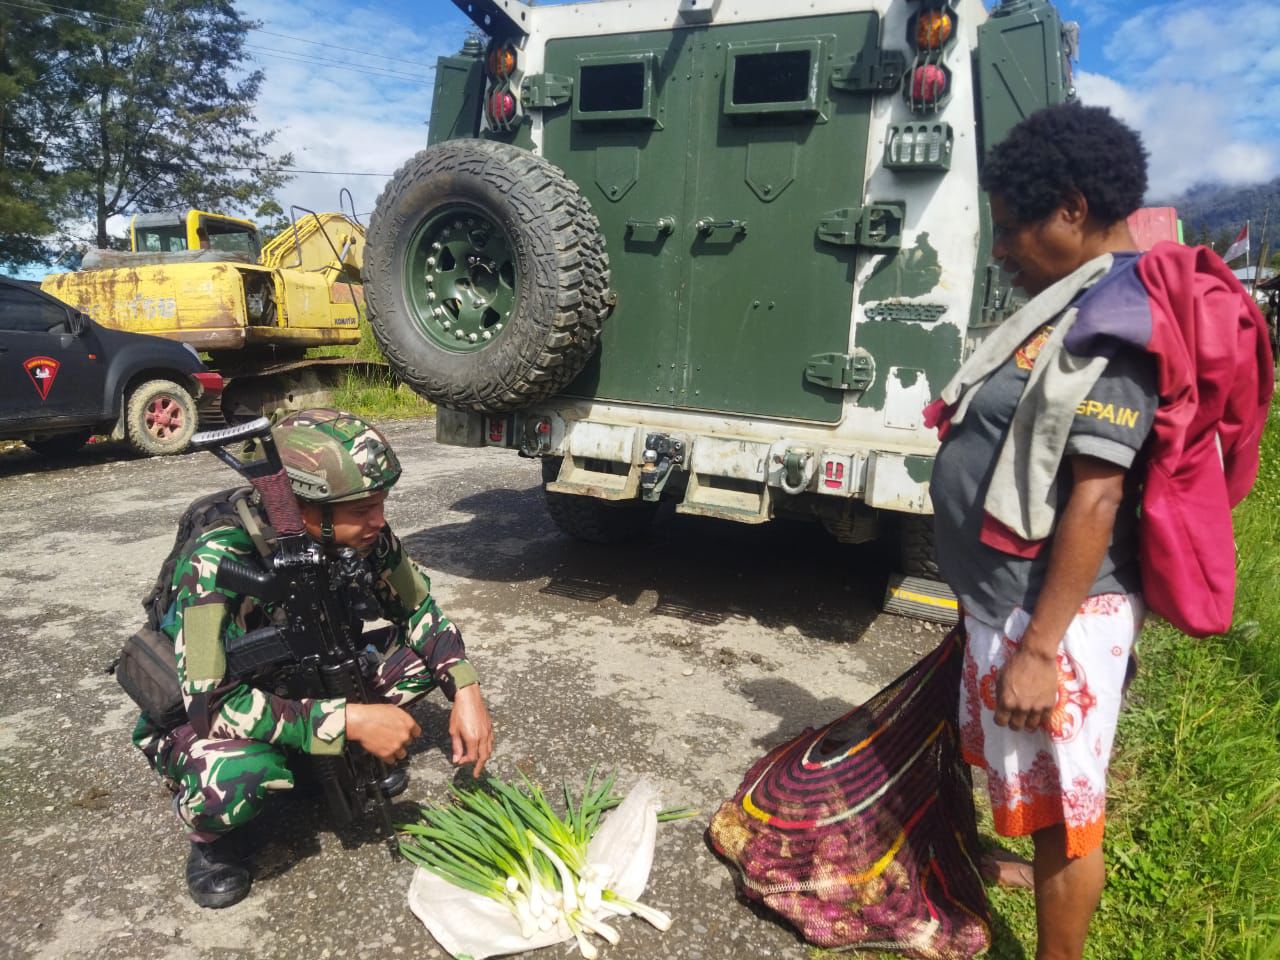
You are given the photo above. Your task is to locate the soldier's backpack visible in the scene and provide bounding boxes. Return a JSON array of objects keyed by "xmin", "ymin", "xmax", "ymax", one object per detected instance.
[{"xmin": 112, "ymin": 486, "xmax": 274, "ymax": 729}]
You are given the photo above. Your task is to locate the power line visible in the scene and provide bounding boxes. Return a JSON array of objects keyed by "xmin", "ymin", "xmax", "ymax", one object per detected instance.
[
  {"xmin": 251, "ymin": 26, "xmax": 448, "ymax": 70},
  {"xmin": 244, "ymin": 47, "xmax": 435, "ymax": 85},
  {"xmin": 227, "ymin": 165, "xmax": 393, "ymax": 177}
]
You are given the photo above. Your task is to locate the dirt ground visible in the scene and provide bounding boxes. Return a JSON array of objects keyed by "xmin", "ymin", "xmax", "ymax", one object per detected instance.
[{"xmin": 0, "ymin": 416, "xmax": 947, "ymax": 960}]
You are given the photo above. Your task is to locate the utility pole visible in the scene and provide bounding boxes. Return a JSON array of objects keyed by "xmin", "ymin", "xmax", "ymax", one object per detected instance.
[{"xmin": 1253, "ymin": 204, "xmax": 1271, "ymax": 297}]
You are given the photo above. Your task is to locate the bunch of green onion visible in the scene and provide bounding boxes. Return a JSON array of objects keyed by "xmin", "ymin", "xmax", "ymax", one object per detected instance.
[{"xmin": 398, "ymin": 770, "xmax": 694, "ymax": 959}]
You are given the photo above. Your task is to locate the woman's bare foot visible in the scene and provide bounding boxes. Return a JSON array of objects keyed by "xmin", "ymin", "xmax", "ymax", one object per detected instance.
[{"xmin": 980, "ymin": 850, "xmax": 1035, "ymax": 889}]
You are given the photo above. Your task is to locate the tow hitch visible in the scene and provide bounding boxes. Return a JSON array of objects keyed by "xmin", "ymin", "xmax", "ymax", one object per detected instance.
[{"xmin": 640, "ymin": 434, "xmax": 685, "ymax": 502}]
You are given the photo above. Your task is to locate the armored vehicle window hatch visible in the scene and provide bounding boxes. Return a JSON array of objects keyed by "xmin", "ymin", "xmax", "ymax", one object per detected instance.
[
  {"xmin": 574, "ymin": 54, "xmax": 658, "ymax": 123},
  {"xmin": 726, "ymin": 41, "xmax": 822, "ymax": 114}
]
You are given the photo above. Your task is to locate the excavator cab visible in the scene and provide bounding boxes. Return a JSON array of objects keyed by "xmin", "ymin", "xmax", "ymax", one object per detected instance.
[{"xmin": 130, "ymin": 211, "xmax": 262, "ymax": 260}]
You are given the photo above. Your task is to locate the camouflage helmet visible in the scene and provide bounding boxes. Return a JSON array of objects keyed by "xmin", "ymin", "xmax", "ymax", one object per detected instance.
[{"xmin": 272, "ymin": 409, "xmax": 401, "ymax": 503}]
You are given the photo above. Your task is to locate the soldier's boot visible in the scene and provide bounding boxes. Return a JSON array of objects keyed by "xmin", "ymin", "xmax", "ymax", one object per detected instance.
[
  {"xmin": 186, "ymin": 835, "xmax": 251, "ymax": 909},
  {"xmin": 378, "ymin": 765, "xmax": 409, "ymax": 799}
]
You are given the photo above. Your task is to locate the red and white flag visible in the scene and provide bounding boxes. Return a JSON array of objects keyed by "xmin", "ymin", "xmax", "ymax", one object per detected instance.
[{"xmin": 1223, "ymin": 223, "xmax": 1249, "ymax": 264}]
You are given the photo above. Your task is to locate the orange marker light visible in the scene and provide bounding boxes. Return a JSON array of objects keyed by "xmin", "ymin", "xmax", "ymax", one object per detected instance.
[
  {"xmin": 916, "ymin": 10, "xmax": 953, "ymax": 49},
  {"xmin": 487, "ymin": 46, "xmax": 516, "ymax": 79}
]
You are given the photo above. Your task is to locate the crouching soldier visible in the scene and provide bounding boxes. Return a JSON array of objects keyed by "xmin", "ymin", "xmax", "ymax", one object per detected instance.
[{"xmin": 130, "ymin": 409, "xmax": 494, "ymax": 908}]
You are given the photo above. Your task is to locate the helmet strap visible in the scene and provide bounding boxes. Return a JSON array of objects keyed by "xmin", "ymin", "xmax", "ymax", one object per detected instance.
[{"xmin": 320, "ymin": 504, "xmax": 336, "ymax": 545}]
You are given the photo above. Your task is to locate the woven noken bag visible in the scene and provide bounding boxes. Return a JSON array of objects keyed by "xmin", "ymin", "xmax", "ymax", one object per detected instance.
[{"xmin": 709, "ymin": 629, "xmax": 990, "ymax": 959}]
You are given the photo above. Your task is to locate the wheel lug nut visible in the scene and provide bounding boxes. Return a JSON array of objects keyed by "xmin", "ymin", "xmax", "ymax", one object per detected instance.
[
  {"xmin": 468, "ymin": 333, "xmax": 478, "ymax": 343},
  {"xmin": 426, "ymin": 257, "xmax": 436, "ymax": 268},
  {"xmin": 482, "ymin": 331, "xmax": 492, "ymax": 340},
  {"xmin": 454, "ymin": 329, "xmax": 465, "ymax": 339},
  {"xmin": 427, "ymin": 291, "xmax": 436, "ymax": 301},
  {"xmin": 431, "ymin": 242, "xmax": 441, "ymax": 252}
]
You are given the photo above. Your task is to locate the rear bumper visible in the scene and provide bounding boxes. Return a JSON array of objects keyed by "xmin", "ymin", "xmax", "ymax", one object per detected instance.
[{"xmin": 192, "ymin": 371, "xmax": 225, "ymax": 414}]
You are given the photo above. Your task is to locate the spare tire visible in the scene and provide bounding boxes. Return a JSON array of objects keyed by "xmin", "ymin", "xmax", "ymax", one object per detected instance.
[{"xmin": 364, "ymin": 139, "xmax": 611, "ymax": 412}]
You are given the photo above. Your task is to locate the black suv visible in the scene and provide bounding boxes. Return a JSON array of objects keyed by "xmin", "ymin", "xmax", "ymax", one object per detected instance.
[{"xmin": 0, "ymin": 278, "xmax": 223, "ymax": 457}]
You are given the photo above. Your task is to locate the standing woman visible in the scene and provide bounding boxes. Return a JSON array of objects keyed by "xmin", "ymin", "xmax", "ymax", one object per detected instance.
[{"xmin": 927, "ymin": 103, "xmax": 1270, "ymax": 960}]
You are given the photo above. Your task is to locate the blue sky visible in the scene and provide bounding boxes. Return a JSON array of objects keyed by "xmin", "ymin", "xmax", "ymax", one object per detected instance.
[
  {"xmin": 115, "ymin": 0, "xmax": 1280, "ymax": 236},
  {"xmin": 1058, "ymin": 0, "xmax": 1278, "ymax": 196}
]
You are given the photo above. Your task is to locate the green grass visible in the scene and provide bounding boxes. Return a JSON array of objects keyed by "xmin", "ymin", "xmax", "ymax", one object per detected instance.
[
  {"xmin": 982, "ymin": 402, "xmax": 1280, "ymax": 959},
  {"xmin": 329, "ymin": 367, "xmax": 434, "ymax": 422},
  {"xmin": 313, "ymin": 313, "xmax": 436, "ymax": 422}
]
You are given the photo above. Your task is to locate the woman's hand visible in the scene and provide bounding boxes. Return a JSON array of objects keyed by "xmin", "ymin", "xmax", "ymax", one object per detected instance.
[
  {"xmin": 997, "ymin": 455, "xmax": 1127, "ymax": 733},
  {"xmin": 449, "ymin": 684, "xmax": 494, "ymax": 777},
  {"xmin": 994, "ymin": 646, "xmax": 1060, "ymax": 731},
  {"xmin": 345, "ymin": 702, "xmax": 421, "ymax": 764}
]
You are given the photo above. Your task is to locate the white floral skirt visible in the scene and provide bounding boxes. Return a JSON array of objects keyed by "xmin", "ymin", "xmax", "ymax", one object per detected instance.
[{"xmin": 959, "ymin": 594, "xmax": 1143, "ymax": 858}]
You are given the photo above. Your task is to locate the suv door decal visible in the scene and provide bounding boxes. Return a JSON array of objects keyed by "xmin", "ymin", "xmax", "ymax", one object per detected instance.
[{"xmin": 24, "ymin": 356, "xmax": 61, "ymax": 400}]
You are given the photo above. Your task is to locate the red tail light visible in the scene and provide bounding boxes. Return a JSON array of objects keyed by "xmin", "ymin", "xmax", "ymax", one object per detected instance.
[
  {"xmin": 487, "ymin": 89, "xmax": 517, "ymax": 125},
  {"xmin": 911, "ymin": 65, "xmax": 948, "ymax": 105}
]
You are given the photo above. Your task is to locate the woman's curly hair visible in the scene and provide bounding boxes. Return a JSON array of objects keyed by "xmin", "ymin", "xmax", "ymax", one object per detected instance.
[{"xmin": 980, "ymin": 102, "xmax": 1148, "ymax": 224}]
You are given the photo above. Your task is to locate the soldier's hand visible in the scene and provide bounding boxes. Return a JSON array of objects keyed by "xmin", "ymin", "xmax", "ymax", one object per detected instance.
[
  {"xmin": 345, "ymin": 702, "xmax": 421, "ymax": 764},
  {"xmin": 449, "ymin": 684, "xmax": 494, "ymax": 777}
]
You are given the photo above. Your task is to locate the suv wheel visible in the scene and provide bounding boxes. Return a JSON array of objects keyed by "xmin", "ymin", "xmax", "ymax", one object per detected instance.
[
  {"xmin": 541, "ymin": 458, "xmax": 656, "ymax": 544},
  {"xmin": 25, "ymin": 429, "xmax": 93, "ymax": 457},
  {"xmin": 365, "ymin": 139, "xmax": 611, "ymax": 411},
  {"xmin": 125, "ymin": 379, "xmax": 197, "ymax": 456}
]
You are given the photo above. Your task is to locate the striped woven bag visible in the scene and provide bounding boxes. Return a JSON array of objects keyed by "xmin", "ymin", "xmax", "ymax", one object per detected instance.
[{"xmin": 709, "ymin": 629, "xmax": 990, "ymax": 958}]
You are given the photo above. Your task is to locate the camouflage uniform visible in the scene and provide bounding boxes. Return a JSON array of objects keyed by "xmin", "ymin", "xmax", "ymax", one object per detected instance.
[{"xmin": 132, "ymin": 411, "xmax": 477, "ymax": 842}]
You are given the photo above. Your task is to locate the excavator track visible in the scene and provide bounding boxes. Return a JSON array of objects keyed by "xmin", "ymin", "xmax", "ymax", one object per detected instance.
[{"xmin": 211, "ymin": 358, "xmax": 393, "ymax": 425}]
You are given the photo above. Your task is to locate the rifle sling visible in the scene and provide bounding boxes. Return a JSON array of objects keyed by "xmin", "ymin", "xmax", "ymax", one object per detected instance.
[{"xmin": 234, "ymin": 494, "xmax": 275, "ymax": 559}]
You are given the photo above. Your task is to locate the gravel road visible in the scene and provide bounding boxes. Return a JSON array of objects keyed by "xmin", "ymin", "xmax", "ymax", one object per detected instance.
[{"xmin": 0, "ymin": 417, "xmax": 946, "ymax": 960}]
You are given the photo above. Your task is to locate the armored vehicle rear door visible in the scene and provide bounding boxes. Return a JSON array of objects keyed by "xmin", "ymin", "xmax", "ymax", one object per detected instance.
[
  {"xmin": 540, "ymin": 32, "xmax": 696, "ymax": 405},
  {"xmin": 541, "ymin": 12, "xmax": 879, "ymax": 423}
]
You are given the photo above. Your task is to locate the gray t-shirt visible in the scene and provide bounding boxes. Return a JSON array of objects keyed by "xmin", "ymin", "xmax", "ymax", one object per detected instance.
[{"xmin": 930, "ymin": 271, "xmax": 1158, "ymax": 628}]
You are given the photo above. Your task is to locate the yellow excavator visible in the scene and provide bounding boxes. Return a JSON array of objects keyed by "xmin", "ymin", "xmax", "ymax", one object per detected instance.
[{"xmin": 41, "ymin": 208, "xmax": 380, "ymax": 421}]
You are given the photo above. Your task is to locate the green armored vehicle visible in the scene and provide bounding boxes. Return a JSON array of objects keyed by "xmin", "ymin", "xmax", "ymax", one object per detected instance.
[{"xmin": 364, "ymin": 0, "xmax": 1078, "ymax": 618}]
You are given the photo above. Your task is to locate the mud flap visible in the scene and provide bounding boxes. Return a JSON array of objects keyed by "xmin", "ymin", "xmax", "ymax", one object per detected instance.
[{"xmin": 883, "ymin": 573, "xmax": 958, "ymax": 625}]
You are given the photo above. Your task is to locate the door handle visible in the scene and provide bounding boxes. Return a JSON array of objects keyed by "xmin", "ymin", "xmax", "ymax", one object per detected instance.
[
  {"xmin": 694, "ymin": 217, "xmax": 748, "ymax": 241},
  {"xmin": 624, "ymin": 217, "xmax": 675, "ymax": 243}
]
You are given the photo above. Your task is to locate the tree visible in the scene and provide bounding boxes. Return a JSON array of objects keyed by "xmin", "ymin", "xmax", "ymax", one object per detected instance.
[
  {"xmin": 9, "ymin": 0, "xmax": 293, "ymax": 258},
  {"xmin": 254, "ymin": 198, "xmax": 293, "ymax": 244},
  {"xmin": 0, "ymin": 5, "xmax": 78, "ymax": 266}
]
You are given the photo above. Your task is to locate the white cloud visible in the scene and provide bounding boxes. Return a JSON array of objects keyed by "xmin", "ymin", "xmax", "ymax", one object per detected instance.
[
  {"xmin": 1075, "ymin": 0, "xmax": 1279, "ymax": 196},
  {"xmin": 1076, "ymin": 70, "xmax": 1278, "ymax": 198},
  {"xmin": 234, "ymin": 0, "xmax": 471, "ymax": 223}
]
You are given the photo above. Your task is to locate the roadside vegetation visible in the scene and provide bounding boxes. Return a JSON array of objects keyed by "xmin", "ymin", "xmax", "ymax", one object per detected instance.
[
  {"xmin": 320, "ymin": 316, "xmax": 435, "ymax": 423},
  {"xmin": 982, "ymin": 400, "xmax": 1280, "ymax": 959}
]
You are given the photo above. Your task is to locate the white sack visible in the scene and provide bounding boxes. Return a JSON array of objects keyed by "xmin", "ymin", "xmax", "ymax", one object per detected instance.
[{"xmin": 407, "ymin": 779, "xmax": 661, "ymax": 959}]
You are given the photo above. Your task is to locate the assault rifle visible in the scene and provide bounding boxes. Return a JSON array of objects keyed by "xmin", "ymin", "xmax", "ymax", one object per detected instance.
[{"xmin": 189, "ymin": 417, "xmax": 400, "ymax": 856}]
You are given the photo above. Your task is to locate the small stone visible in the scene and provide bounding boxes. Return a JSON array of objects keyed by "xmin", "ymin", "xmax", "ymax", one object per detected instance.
[{"xmin": 682, "ymin": 668, "xmax": 694, "ymax": 677}]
